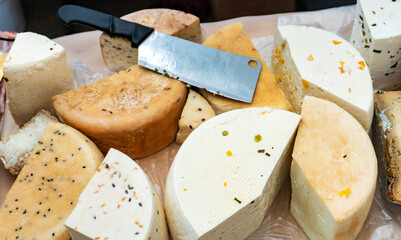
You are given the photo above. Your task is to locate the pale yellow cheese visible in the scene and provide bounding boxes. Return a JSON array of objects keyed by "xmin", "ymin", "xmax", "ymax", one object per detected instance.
[
  {"xmin": 0, "ymin": 54, "xmax": 6, "ymax": 79},
  {"xmin": 200, "ymin": 22, "xmax": 291, "ymax": 112},
  {"xmin": 0, "ymin": 122, "xmax": 103, "ymax": 239}
]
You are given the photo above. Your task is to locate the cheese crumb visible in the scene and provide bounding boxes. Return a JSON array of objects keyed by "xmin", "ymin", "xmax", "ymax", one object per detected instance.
[
  {"xmin": 338, "ymin": 188, "xmax": 351, "ymax": 197},
  {"xmin": 307, "ymin": 55, "xmax": 314, "ymax": 61},
  {"xmin": 301, "ymin": 79, "xmax": 310, "ymax": 90},
  {"xmin": 226, "ymin": 150, "xmax": 233, "ymax": 157},
  {"xmin": 332, "ymin": 40, "xmax": 343, "ymax": 45}
]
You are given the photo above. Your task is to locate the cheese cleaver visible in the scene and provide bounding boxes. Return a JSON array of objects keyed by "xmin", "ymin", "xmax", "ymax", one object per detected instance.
[{"xmin": 57, "ymin": 5, "xmax": 261, "ymax": 103}]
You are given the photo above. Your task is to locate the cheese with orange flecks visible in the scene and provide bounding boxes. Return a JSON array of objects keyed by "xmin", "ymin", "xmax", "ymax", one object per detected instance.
[
  {"xmin": 290, "ymin": 96, "xmax": 377, "ymax": 240},
  {"xmin": 199, "ymin": 22, "xmax": 291, "ymax": 113},
  {"xmin": 271, "ymin": 25, "xmax": 374, "ymax": 130}
]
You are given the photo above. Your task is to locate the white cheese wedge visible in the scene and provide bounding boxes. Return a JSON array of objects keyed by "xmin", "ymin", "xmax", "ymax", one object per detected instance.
[
  {"xmin": 165, "ymin": 107, "xmax": 300, "ymax": 240},
  {"xmin": 3, "ymin": 32, "xmax": 74, "ymax": 125},
  {"xmin": 350, "ymin": 0, "xmax": 401, "ymax": 90},
  {"xmin": 271, "ymin": 25, "xmax": 374, "ymax": 130},
  {"xmin": 291, "ymin": 96, "xmax": 377, "ymax": 240},
  {"xmin": 64, "ymin": 148, "xmax": 169, "ymax": 240}
]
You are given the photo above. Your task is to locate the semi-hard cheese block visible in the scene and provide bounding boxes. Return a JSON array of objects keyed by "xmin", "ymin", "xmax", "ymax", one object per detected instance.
[
  {"xmin": 165, "ymin": 107, "xmax": 300, "ymax": 240},
  {"xmin": 200, "ymin": 22, "xmax": 291, "ymax": 112},
  {"xmin": 272, "ymin": 25, "xmax": 374, "ymax": 130},
  {"xmin": 65, "ymin": 148, "xmax": 168, "ymax": 240},
  {"xmin": 3, "ymin": 32, "xmax": 74, "ymax": 125},
  {"xmin": 53, "ymin": 65, "xmax": 187, "ymax": 158},
  {"xmin": 0, "ymin": 122, "xmax": 103, "ymax": 239},
  {"xmin": 291, "ymin": 96, "xmax": 377, "ymax": 240},
  {"xmin": 350, "ymin": 0, "xmax": 401, "ymax": 90},
  {"xmin": 100, "ymin": 8, "xmax": 201, "ymax": 72},
  {"xmin": 176, "ymin": 89, "xmax": 216, "ymax": 144},
  {"xmin": 0, "ymin": 110, "xmax": 58, "ymax": 175},
  {"xmin": 373, "ymin": 91, "xmax": 401, "ymax": 203}
]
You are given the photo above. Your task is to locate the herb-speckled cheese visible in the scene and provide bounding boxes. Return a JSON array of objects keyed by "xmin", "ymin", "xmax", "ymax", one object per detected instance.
[
  {"xmin": 0, "ymin": 122, "xmax": 104, "ymax": 239},
  {"xmin": 64, "ymin": 148, "xmax": 169, "ymax": 240},
  {"xmin": 350, "ymin": 0, "xmax": 401, "ymax": 90},
  {"xmin": 271, "ymin": 25, "xmax": 374, "ymax": 130},
  {"xmin": 165, "ymin": 107, "xmax": 300, "ymax": 240}
]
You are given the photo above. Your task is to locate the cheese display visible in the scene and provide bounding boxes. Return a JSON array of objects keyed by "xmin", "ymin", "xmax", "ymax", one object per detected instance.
[
  {"xmin": 350, "ymin": 0, "xmax": 401, "ymax": 90},
  {"xmin": 52, "ymin": 65, "xmax": 187, "ymax": 159},
  {"xmin": 65, "ymin": 148, "xmax": 169, "ymax": 240},
  {"xmin": 0, "ymin": 122, "xmax": 103, "ymax": 239},
  {"xmin": 100, "ymin": 8, "xmax": 201, "ymax": 72},
  {"xmin": 176, "ymin": 89, "xmax": 216, "ymax": 144},
  {"xmin": 373, "ymin": 91, "xmax": 401, "ymax": 203},
  {"xmin": 291, "ymin": 96, "xmax": 377, "ymax": 240},
  {"xmin": 3, "ymin": 32, "xmax": 74, "ymax": 125},
  {"xmin": 0, "ymin": 110, "xmax": 58, "ymax": 175},
  {"xmin": 165, "ymin": 107, "xmax": 300, "ymax": 240},
  {"xmin": 271, "ymin": 25, "xmax": 374, "ymax": 130},
  {"xmin": 200, "ymin": 22, "xmax": 291, "ymax": 112}
]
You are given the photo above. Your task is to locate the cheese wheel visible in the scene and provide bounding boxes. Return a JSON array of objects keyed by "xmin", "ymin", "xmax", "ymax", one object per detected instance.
[
  {"xmin": 100, "ymin": 8, "xmax": 201, "ymax": 72},
  {"xmin": 52, "ymin": 65, "xmax": 187, "ymax": 158},
  {"xmin": 290, "ymin": 96, "xmax": 377, "ymax": 240}
]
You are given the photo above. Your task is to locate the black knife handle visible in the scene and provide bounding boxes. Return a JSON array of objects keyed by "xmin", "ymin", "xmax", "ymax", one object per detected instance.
[{"xmin": 57, "ymin": 4, "xmax": 154, "ymax": 47}]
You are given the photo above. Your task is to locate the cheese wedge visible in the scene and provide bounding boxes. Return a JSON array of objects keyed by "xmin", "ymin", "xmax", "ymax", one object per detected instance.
[
  {"xmin": 53, "ymin": 65, "xmax": 187, "ymax": 159},
  {"xmin": 165, "ymin": 107, "xmax": 300, "ymax": 240},
  {"xmin": 272, "ymin": 25, "xmax": 374, "ymax": 130},
  {"xmin": 373, "ymin": 91, "xmax": 401, "ymax": 202},
  {"xmin": 290, "ymin": 96, "xmax": 377, "ymax": 240},
  {"xmin": 100, "ymin": 8, "xmax": 201, "ymax": 72},
  {"xmin": 176, "ymin": 89, "xmax": 216, "ymax": 144},
  {"xmin": 350, "ymin": 0, "xmax": 401, "ymax": 90},
  {"xmin": 199, "ymin": 22, "xmax": 291, "ymax": 112},
  {"xmin": 3, "ymin": 32, "xmax": 74, "ymax": 125},
  {"xmin": 64, "ymin": 148, "xmax": 168, "ymax": 240},
  {"xmin": 0, "ymin": 122, "xmax": 103, "ymax": 239}
]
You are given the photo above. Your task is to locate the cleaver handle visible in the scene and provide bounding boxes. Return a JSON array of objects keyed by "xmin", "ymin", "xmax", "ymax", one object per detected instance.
[{"xmin": 57, "ymin": 4, "xmax": 154, "ymax": 47}]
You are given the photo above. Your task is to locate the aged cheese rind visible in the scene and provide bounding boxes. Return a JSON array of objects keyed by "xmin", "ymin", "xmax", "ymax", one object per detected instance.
[
  {"xmin": 0, "ymin": 110, "xmax": 58, "ymax": 175},
  {"xmin": 373, "ymin": 91, "xmax": 401, "ymax": 202},
  {"xmin": 272, "ymin": 25, "xmax": 374, "ymax": 130},
  {"xmin": 100, "ymin": 8, "xmax": 201, "ymax": 72},
  {"xmin": 176, "ymin": 89, "xmax": 216, "ymax": 144},
  {"xmin": 64, "ymin": 148, "xmax": 168, "ymax": 240},
  {"xmin": 165, "ymin": 107, "xmax": 300, "ymax": 240},
  {"xmin": 291, "ymin": 96, "xmax": 377, "ymax": 240},
  {"xmin": 3, "ymin": 32, "xmax": 74, "ymax": 125},
  {"xmin": 350, "ymin": 0, "xmax": 401, "ymax": 90},
  {"xmin": 53, "ymin": 65, "xmax": 187, "ymax": 158},
  {"xmin": 200, "ymin": 22, "xmax": 291, "ymax": 113},
  {"xmin": 0, "ymin": 122, "xmax": 104, "ymax": 239}
]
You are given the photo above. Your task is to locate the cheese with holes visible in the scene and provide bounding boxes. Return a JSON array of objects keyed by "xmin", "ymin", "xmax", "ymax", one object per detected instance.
[
  {"xmin": 0, "ymin": 122, "xmax": 103, "ymax": 239},
  {"xmin": 373, "ymin": 91, "xmax": 401, "ymax": 203},
  {"xmin": 290, "ymin": 96, "xmax": 377, "ymax": 240},
  {"xmin": 165, "ymin": 107, "xmax": 300, "ymax": 240},
  {"xmin": 100, "ymin": 8, "xmax": 201, "ymax": 72},
  {"xmin": 176, "ymin": 89, "xmax": 216, "ymax": 144},
  {"xmin": 271, "ymin": 25, "xmax": 374, "ymax": 130},
  {"xmin": 0, "ymin": 110, "xmax": 58, "ymax": 175},
  {"xmin": 53, "ymin": 65, "xmax": 187, "ymax": 159},
  {"xmin": 3, "ymin": 32, "xmax": 74, "ymax": 125},
  {"xmin": 64, "ymin": 148, "xmax": 168, "ymax": 240},
  {"xmin": 350, "ymin": 0, "xmax": 401, "ymax": 90},
  {"xmin": 199, "ymin": 22, "xmax": 291, "ymax": 113}
]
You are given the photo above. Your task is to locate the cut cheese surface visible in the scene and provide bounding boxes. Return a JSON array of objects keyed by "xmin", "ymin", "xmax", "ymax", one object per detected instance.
[
  {"xmin": 0, "ymin": 122, "xmax": 103, "ymax": 239},
  {"xmin": 53, "ymin": 65, "xmax": 187, "ymax": 158},
  {"xmin": 291, "ymin": 96, "xmax": 377, "ymax": 240},
  {"xmin": 200, "ymin": 22, "xmax": 291, "ymax": 112},
  {"xmin": 272, "ymin": 25, "xmax": 374, "ymax": 130},
  {"xmin": 3, "ymin": 32, "xmax": 74, "ymax": 125},
  {"xmin": 350, "ymin": 0, "xmax": 401, "ymax": 90},
  {"xmin": 165, "ymin": 107, "xmax": 300, "ymax": 240},
  {"xmin": 64, "ymin": 148, "xmax": 168, "ymax": 240}
]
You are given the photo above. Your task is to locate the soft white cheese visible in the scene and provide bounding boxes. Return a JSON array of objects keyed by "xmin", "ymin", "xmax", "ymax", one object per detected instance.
[
  {"xmin": 64, "ymin": 148, "xmax": 169, "ymax": 240},
  {"xmin": 271, "ymin": 25, "xmax": 374, "ymax": 130},
  {"xmin": 3, "ymin": 32, "xmax": 74, "ymax": 125},
  {"xmin": 350, "ymin": 0, "xmax": 401, "ymax": 90},
  {"xmin": 165, "ymin": 107, "xmax": 300, "ymax": 240}
]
